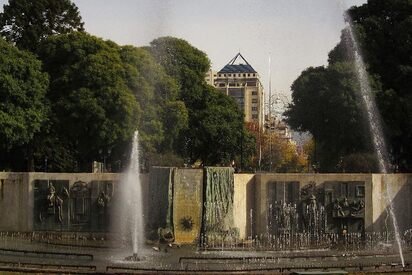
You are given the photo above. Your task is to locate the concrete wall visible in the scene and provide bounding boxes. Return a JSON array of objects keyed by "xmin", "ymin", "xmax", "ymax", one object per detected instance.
[
  {"xmin": 233, "ymin": 174, "xmax": 255, "ymax": 240},
  {"xmin": 370, "ymin": 174, "xmax": 412, "ymax": 232},
  {"xmin": 0, "ymin": 173, "xmax": 28, "ymax": 231},
  {"xmin": 1, "ymin": 172, "xmax": 412, "ymax": 237},
  {"xmin": 0, "ymin": 172, "xmax": 151, "ymax": 232}
]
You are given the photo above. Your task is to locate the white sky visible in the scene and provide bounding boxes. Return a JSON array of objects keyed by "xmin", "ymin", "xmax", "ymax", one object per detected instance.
[{"xmin": 1, "ymin": 0, "xmax": 367, "ymax": 101}]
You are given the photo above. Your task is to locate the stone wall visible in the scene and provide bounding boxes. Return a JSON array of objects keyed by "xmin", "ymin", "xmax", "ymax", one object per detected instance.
[
  {"xmin": 0, "ymin": 173, "xmax": 28, "ymax": 231},
  {"xmin": 233, "ymin": 174, "xmax": 255, "ymax": 240},
  {"xmin": 0, "ymin": 172, "xmax": 149, "ymax": 232},
  {"xmin": 1, "ymin": 172, "xmax": 412, "ymax": 240},
  {"xmin": 370, "ymin": 174, "xmax": 412, "ymax": 233},
  {"xmin": 254, "ymin": 173, "xmax": 373, "ymax": 236},
  {"xmin": 253, "ymin": 173, "xmax": 412, "ymax": 236}
]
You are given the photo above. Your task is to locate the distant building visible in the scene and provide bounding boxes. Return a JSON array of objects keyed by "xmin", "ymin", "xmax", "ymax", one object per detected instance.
[
  {"xmin": 205, "ymin": 70, "xmax": 217, "ymax": 86},
  {"xmin": 207, "ymin": 53, "xmax": 264, "ymax": 127},
  {"xmin": 264, "ymin": 114, "xmax": 293, "ymax": 141}
]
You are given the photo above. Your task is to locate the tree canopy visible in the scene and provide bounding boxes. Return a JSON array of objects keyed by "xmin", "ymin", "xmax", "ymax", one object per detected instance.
[
  {"xmin": 0, "ymin": 0, "xmax": 84, "ymax": 52},
  {"xmin": 0, "ymin": 38, "xmax": 48, "ymax": 170},
  {"xmin": 250, "ymin": 127, "xmax": 307, "ymax": 173},
  {"xmin": 37, "ymin": 32, "xmax": 140, "ymax": 171},
  {"xmin": 0, "ymin": 31, "xmax": 256, "ymax": 171},
  {"xmin": 347, "ymin": 0, "xmax": 412, "ymax": 171},
  {"xmin": 285, "ymin": 56, "xmax": 376, "ymax": 172},
  {"xmin": 150, "ymin": 36, "xmax": 255, "ymax": 166},
  {"xmin": 0, "ymin": 2, "xmax": 259, "ymax": 171},
  {"xmin": 118, "ymin": 44, "xmax": 188, "ymax": 167},
  {"xmin": 286, "ymin": 0, "xmax": 411, "ymax": 172}
]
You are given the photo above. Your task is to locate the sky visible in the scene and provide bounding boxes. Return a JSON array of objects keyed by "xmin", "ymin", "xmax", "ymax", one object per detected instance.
[{"xmin": 1, "ymin": 0, "xmax": 367, "ymax": 102}]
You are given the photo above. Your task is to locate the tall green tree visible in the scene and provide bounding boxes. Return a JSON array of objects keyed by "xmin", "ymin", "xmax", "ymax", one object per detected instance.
[
  {"xmin": 0, "ymin": 38, "xmax": 48, "ymax": 171},
  {"xmin": 285, "ymin": 63, "xmax": 375, "ymax": 172},
  {"xmin": 150, "ymin": 36, "xmax": 211, "ymax": 108},
  {"xmin": 0, "ymin": 0, "xmax": 84, "ymax": 52},
  {"xmin": 347, "ymin": 0, "xmax": 412, "ymax": 171},
  {"xmin": 37, "ymin": 32, "xmax": 139, "ymax": 171},
  {"xmin": 286, "ymin": 0, "xmax": 411, "ymax": 172},
  {"xmin": 185, "ymin": 85, "xmax": 250, "ymax": 165},
  {"xmin": 150, "ymin": 37, "xmax": 255, "ymax": 165},
  {"xmin": 119, "ymin": 45, "xmax": 188, "ymax": 166}
]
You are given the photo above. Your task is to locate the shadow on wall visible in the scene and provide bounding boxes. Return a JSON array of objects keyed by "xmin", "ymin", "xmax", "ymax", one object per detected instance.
[
  {"xmin": 372, "ymin": 174, "xmax": 412, "ymax": 236},
  {"xmin": 246, "ymin": 176, "xmax": 255, "ymax": 239},
  {"xmin": 0, "ymin": 173, "xmax": 26, "ymax": 231}
]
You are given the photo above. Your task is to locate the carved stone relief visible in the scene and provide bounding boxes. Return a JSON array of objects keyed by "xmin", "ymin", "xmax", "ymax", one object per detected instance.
[
  {"xmin": 34, "ymin": 180, "xmax": 70, "ymax": 230},
  {"xmin": 267, "ymin": 181, "xmax": 366, "ymax": 236},
  {"xmin": 34, "ymin": 180, "xmax": 115, "ymax": 231},
  {"xmin": 70, "ymin": 181, "xmax": 91, "ymax": 230}
]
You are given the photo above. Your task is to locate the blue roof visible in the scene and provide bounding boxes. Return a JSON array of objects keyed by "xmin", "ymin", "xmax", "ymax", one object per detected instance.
[
  {"xmin": 219, "ymin": 64, "xmax": 256, "ymax": 73},
  {"xmin": 218, "ymin": 53, "xmax": 257, "ymax": 74}
]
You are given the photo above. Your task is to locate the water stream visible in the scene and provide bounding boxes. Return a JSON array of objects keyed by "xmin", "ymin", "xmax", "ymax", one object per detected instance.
[
  {"xmin": 344, "ymin": 12, "xmax": 405, "ymax": 267},
  {"xmin": 120, "ymin": 131, "xmax": 144, "ymax": 257}
]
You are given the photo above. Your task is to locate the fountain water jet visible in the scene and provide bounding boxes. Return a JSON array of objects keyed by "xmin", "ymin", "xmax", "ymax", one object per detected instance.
[
  {"xmin": 343, "ymin": 11, "xmax": 405, "ymax": 267},
  {"xmin": 119, "ymin": 131, "xmax": 144, "ymax": 260}
]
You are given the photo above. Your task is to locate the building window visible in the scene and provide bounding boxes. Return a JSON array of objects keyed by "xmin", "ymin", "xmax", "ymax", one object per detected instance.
[
  {"xmin": 252, "ymin": 114, "xmax": 258, "ymax": 119},
  {"xmin": 219, "ymin": 74, "xmax": 222, "ymax": 77},
  {"xmin": 252, "ymin": 91, "xmax": 257, "ymax": 96},
  {"xmin": 228, "ymin": 74, "xmax": 232, "ymax": 77},
  {"xmin": 252, "ymin": 73, "xmax": 256, "ymax": 77},
  {"xmin": 252, "ymin": 99, "xmax": 258, "ymax": 103},
  {"xmin": 243, "ymin": 73, "xmax": 246, "ymax": 77},
  {"xmin": 252, "ymin": 107, "xmax": 258, "ymax": 111},
  {"xmin": 219, "ymin": 83, "xmax": 225, "ymax": 87},
  {"xmin": 247, "ymin": 73, "xmax": 250, "ymax": 77}
]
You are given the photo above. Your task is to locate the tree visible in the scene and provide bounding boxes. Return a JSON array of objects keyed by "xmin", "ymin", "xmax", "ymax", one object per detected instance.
[
  {"xmin": 248, "ymin": 125, "xmax": 306, "ymax": 172},
  {"xmin": 287, "ymin": 0, "xmax": 412, "ymax": 172},
  {"xmin": 35, "ymin": 33, "xmax": 192, "ymax": 171},
  {"xmin": 184, "ymin": 86, "xmax": 250, "ymax": 166},
  {"xmin": 0, "ymin": 38, "xmax": 48, "ymax": 171},
  {"xmin": 119, "ymin": 45, "xmax": 188, "ymax": 166},
  {"xmin": 150, "ymin": 36, "xmax": 211, "ymax": 109},
  {"xmin": 150, "ymin": 36, "xmax": 255, "ymax": 166},
  {"xmin": 37, "ymin": 32, "xmax": 139, "ymax": 171},
  {"xmin": 285, "ymin": 63, "xmax": 374, "ymax": 172},
  {"xmin": 347, "ymin": 0, "xmax": 412, "ymax": 171},
  {"xmin": 0, "ymin": 0, "xmax": 84, "ymax": 52}
]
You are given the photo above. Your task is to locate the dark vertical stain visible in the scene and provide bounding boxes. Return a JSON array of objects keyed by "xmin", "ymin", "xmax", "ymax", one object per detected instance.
[{"xmin": 0, "ymin": 179, "xmax": 4, "ymax": 199}]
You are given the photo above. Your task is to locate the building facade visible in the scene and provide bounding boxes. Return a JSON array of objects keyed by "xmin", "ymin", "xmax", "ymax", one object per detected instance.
[
  {"xmin": 205, "ymin": 69, "xmax": 217, "ymax": 86},
  {"xmin": 264, "ymin": 114, "xmax": 293, "ymax": 141},
  {"xmin": 208, "ymin": 53, "xmax": 264, "ymax": 127}
]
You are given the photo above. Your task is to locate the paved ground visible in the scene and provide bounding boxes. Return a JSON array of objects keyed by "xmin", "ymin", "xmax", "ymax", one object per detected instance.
[{"xmin": 0, "ymin": 235, "xmax": 411, "ymax": 274}]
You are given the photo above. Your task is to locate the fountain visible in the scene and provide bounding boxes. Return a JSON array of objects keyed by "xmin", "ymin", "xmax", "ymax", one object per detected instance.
[
  {"xmin": 119, "ymin": 131, "xmax": 144, "ymax": 261},
  {"xmin": 343, "ymin": 11, "xmax": 405, "ymax": 267}
]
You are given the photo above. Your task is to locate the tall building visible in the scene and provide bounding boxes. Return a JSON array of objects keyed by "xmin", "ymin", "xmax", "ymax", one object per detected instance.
[{"xmin": 208, "ymin": 53, "xmax": 264, "ymax": 127}]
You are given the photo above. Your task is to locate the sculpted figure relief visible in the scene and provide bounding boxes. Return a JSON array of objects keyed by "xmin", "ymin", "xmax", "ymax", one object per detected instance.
[
  {"xmin": 97, "ymin": 191, "xmax": 111, "ymax": 214},
  {"xmin": 40, "ymin": 182, "xmax": 69, "ymax": 223},
  {"xmin": 332, "ymin": 197, "xmax": 365, "ymax": 218}
]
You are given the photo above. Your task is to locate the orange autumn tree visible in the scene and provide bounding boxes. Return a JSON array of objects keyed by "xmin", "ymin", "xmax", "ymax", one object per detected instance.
[{"xmin": 246, "ymin": 122, "xmax": 308, "ymax": 172}]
